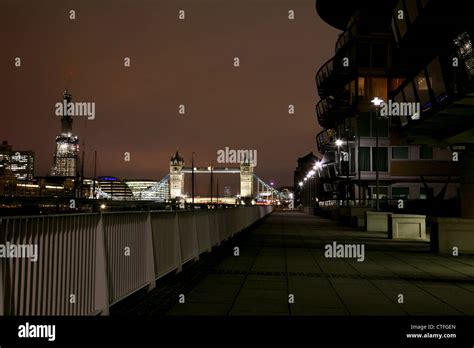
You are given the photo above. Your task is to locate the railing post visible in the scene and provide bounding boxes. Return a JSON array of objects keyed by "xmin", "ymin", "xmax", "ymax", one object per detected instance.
[
  {"xmin": 95, "ymin": 213, "xmax": 110, "ymax": 315},
  {"xmin": 191, "ymin": 211, "xmax": 200, "ymax": 261},
  {"xmin": 145, "ymin": 212, "xmax": 156, "ymax": 291},
  {"xmin": 0, "ymin": 258, "xmax": 4, "ymax": 316},
  {"xmin": 173, "ymin": 213, "xmax": 183, "ymax": 274}
]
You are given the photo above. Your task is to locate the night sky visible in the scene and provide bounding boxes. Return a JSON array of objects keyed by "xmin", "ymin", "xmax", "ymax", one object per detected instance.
[{"xmin": 0, "ymin": 0, "xmax": 339, "ymax": 194}]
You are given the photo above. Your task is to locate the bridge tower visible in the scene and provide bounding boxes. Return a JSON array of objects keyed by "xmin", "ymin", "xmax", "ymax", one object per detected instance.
[
  {"xmin": 170, "ymin": 151, "xmax": 184, "ymax": 199},
  {"xmin": 240, "ymin": 156, "xmax": 254, "ymax": 198}
]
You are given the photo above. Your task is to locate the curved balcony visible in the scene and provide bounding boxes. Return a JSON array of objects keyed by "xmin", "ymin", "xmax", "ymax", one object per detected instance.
[
  {"xmin": 392, "ymin": 0, "xmax": 474, "ymax": 74},
  {"xmin": 316, "ymin": 97, "xmax": 354, "ymax": 129},
  {"xmin": 316, "ymin": 128, "xmax": 337, "ymax": 154},
  {"xmin": 391, "ymin": 53, "xmax": 474, "ymax": 144},
  {"xmin": 315, "ymin": 57, "xmax": 356, "ymax": 99},
  {"xmin": 335, "ymin": 20, "xmax": 359, "ymax": 52}
]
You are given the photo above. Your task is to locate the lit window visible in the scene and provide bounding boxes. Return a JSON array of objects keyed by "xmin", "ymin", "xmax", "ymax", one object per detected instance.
[
  {"xmin": 453, "ymin": 31, "xmax": 474, "ymax": 79},
  {"xmin": 358, "ymin": 77, "xmax": 365, "ymax": 97},
  {"xmin": 426, "ymin": 57, "xmax": 447, "ymax": 100}
]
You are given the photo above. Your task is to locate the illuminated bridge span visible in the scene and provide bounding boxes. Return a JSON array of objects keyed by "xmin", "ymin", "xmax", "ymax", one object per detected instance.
[
  {"xmin": 136, "ymin": 151, "xmax": 282, "ymax": 203},
  {"xmin": 93, "ymin": 152, "xmax": 282, "ymax": 203}
]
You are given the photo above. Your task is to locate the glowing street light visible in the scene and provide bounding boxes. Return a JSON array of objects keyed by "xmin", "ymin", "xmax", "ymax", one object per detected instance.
[
  {"xmin": 371, "ymin": 96, "xmax": 384, "ymax": 107},
  {"xmin": 371, "ymin": 97, "xmax": 384, "ymax": 212},
  {"xmin": 335, "ymin": 139, "xmax": 343, "ymax": 147},
  {"xmin": 298, "ymin": 182, "xmax": 303, "ymax": 187}
]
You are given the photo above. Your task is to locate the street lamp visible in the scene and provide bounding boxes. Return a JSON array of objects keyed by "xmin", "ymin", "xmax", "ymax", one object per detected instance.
[
  {"xmin": 371, "ymin": 97, "xmax": 384, "ymax": 212},
  {"xmin": 191, "ymin": 152, "xmax": 195, "ymax": 208}
]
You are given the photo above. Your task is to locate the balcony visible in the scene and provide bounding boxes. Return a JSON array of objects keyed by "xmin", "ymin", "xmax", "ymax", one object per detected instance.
[
  {"xmin": 391, "ymin": 54, "xmax": 474, "ymax": 144},
  {"xmin": 316, "ymin": 58, "xmax": 356, "ymax": 99},
  {"xmin": 316, "ymin": 97, "xmax": 354, "ymax": 128},
  {"xmin": 335, "ymin": 20, "xmax": 359, "ymax": 52},
  {"xmin": 316, "ymin": 40, "xmax": 392, "ymax": 99},
  {"xmin": 392, "ymin": 0, "xmax": 473, "ymax": 69},
  {"xmin": 316, "ymin": 128, "xmax": 337, "ymax": 154}
]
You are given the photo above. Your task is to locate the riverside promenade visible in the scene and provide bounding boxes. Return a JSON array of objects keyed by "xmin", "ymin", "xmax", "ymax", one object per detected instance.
[{"xmin": 112, "ymin": 211, "xmax": 474, "ymax": 316}]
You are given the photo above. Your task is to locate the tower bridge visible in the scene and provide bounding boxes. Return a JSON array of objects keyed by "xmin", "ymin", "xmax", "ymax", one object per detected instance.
[{"xmin": 136, "ymin": 151, "xmax": 281, "ymax": 203}]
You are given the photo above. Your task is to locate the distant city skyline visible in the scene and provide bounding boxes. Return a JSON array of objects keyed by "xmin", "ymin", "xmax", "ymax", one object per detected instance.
[{"xmin": 1, "ymin": 0, "xmax": 340, "ymax": 188}]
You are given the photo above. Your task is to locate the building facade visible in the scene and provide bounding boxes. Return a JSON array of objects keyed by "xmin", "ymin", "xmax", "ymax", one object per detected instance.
[
  {"xmin": 308, "ymin": 0, "xmax": 461, "ymax": 214},
  {"xmin": 0, "ymin": 140, "xmax": 35, "ymax": 181},
  {"xmin": 293, "ymin": 152, "xmax": 319, "ymax": 207}
]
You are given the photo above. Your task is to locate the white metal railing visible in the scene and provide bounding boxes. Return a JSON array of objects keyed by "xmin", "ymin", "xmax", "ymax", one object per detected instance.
[{"xmin": 0, "ymin": 205, "xmax": 273, "ymax": 316}]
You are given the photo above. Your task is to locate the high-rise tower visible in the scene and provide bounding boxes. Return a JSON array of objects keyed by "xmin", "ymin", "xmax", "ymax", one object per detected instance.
[{"xmin": 51, "ymin": 90, "xmax": 79, "ymax": 177}]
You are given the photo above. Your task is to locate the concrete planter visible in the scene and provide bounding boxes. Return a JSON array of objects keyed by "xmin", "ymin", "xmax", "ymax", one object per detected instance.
[
  {"xmin": 350, "ymin": 207, "xmax": 373, "ymax": 228},
  {"xmin": 366, "ymin": 211, "xmax": 392, "ymax": 232},
  {"xmin": 388, "ymin": 214, "xmax": 426, "ymax": 240},
  {"xmin": 431, "ymin": 217, "xmax": 474, "ymax": 254}
]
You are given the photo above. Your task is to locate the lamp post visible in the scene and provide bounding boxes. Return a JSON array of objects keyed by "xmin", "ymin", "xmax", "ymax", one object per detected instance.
[
  {"xmin": 371, "ymin": 97, "xmax": 384, "ymax": 212},
  {"xmin": 208, "ymin": 163, "xmax": 213, "ymax": 204},
  {"xmin": 191, "ymin": 152, "xmax": 195, "ymax": 208},
  {"xmin": 335, "ymin": 139, "xmax": 343, "ymax": 205}
]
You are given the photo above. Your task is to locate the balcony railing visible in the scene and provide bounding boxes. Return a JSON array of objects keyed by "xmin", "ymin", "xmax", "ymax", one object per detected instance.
[
  {"xmin": 316, "ymin": 97, "xmax": 355, "ymax": 129},
  {"xmin": 316, "ymin": 128, "xmax": 337, "ymax": 154},
  {"xmin": 315, "ymin": 58, "xmax": 334, "ymax": 97},
  {"xmin": 315, "ymin": 98, "xmax": 331, "ymax": 128},
  {"xmin": 335, "ymin": 20, "xmax": 359, "ymax": 52}
]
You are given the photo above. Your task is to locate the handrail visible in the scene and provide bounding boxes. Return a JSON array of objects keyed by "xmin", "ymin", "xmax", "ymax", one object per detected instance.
[
  {"xmin": 315, "ymin": 57, "xmax": 334, "ymax": 90},
  {"xmin": 335, "ymin": 20, "xmax": 359, "ymax": 52}
]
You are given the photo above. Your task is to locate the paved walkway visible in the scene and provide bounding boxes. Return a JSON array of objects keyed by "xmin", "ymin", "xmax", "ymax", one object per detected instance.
[{"xmin": 166, "ymin": 211, "xmax": 474, "ymax": 316}]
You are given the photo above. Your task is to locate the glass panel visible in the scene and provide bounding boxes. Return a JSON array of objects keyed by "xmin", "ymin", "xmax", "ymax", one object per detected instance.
[
  {"xmin": 358, "ymin": 77, "xmax": 365, "ymax": 99},
  {"xmin": 395, "ymin": 90, "xmax": 409, "ymax": 126},
  {"xmin": 420, "ymin": 146, "xmax": 433, "ymax": 159},
  {"xmin": 391, "ymin": 16, "xmax": 399, "ymax": 43},
  {"xmin": 420, "ymin": 187, "xmax": 427, "ymax": 199},
  {"xmin": 358, "ymin": 112, "xmax": 371, "ymax": 137},
  {"xmin": 368, "ymin": 77, "xmax": 388, "ymax": 101},
  {"xmin": 426, "ymin": 57, "xmax": 446, "ymax": 101},
  {"xmin": 372, "ymin": 147, "xmax": 388, "ymax": 172},
  {"xmin": 394, "ymin": 0, "xmax": 408, "ymax": 38},
  {"xmin": 405, "ymin": 0, "xmax": 419, "ymax": 24},
  {"xmin": 359, "ymin": 147, "xmax": 371, "ymax": 171},
  {"xmin": 392, "ymin": 147, "xmax": 409, "ymax": 159},
  {"xmin": 420, "ymin": 0, "xmax": 430, "ymax": 8},
  {"xmin": 415, "ymin": 70, "xmax": 431, "ymax": 106},
  {"xmin": 390, "ymin": 78, "xmax": 405, "ymax": 92},
  {"xmin": 372, "ymin": 113, "xmax": 389, "ymax": 137},
  {"xmin": 350, "ymin": 147, "xmax": 356, "ymax": 174},
  {"xmin": 358, "ymin": 43, "xmax": 371, "ymax": 67},
  {"xmin": 392, "ymin": 187, "xmax": 409, "ymax": 199},
  {"xmin": 350, "ymin": 80, "xmax": 356, "ymax": 103},
  {"xmin": 372, "ymin": 43, "xmax": 387, "ymax": 68},
  {"xmin": 403, "ymin": 81, "xmax": 416, "ymax": 102}
]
